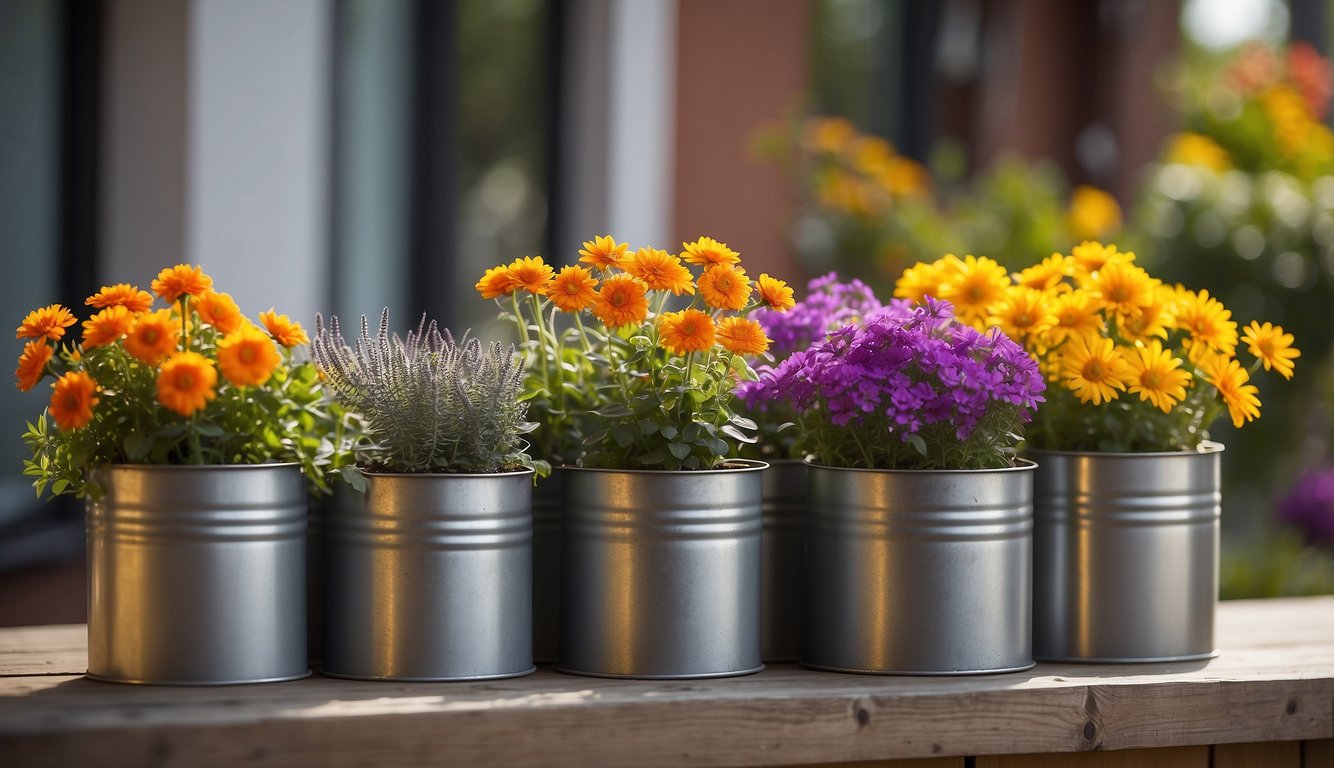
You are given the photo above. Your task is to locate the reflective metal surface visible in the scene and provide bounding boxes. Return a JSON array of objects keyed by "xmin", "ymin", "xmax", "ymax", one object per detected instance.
[
  {"xmin": 323, "ymin": 470, "xmax": 535, "ymax": 681},
  {"xmin": 1031, "ymin": 444, "xmax": 1221, "ymax": 662},
  {"xmin": 804, "ymin": 462, "xmax": 1034, "ymax": 675},
  {"xmin": 559, "ymin": 461, "xmax": 766, "ymax": 679},
  {"xmin": 86, "ymin": 464, "xmax": 308, "ymax": 685},
  {"xmin": 761, "ymin": 459, "xmax": 805, "ymax": 662},
  {"xmin": 532, "ymin": 469, "xmax": 563, "ymax": 663}
]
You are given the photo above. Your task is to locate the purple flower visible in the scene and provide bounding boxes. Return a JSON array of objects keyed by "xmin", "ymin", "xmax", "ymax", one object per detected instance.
[{"xmin": 1278, "ymin": 468, "xmax": 1334, "ymax": 546}]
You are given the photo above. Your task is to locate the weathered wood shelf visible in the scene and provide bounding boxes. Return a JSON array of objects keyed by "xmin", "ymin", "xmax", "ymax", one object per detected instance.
[{"xmin": 1, "ymin": 596, "xmax": 1331, "ymax": 767}]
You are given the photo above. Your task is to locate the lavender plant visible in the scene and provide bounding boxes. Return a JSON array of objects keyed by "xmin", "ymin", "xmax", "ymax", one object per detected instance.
[
  {"xmin": 739, "ymin": 297, "xmax": 1045, "ymax": 470},
  {"xmin": 311, "ymin": 309, "xmax": 536, "ymax": 475}
]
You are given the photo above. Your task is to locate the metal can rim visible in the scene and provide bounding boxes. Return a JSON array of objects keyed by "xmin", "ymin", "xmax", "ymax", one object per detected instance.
[
  {"xmin": 1025, "ymin": 440, "xmax": 1224, "ymax": 459},
  {"xmin": 358, "ymin": 467, "xmax": 537, "ymax": 479},
  {"xmin": 561, "ymin": 459, "xmax": 769, "ymax": 476},
  {"xmin": 804, "ymin": 457, "xmax": 1036, "ymax": 476}
]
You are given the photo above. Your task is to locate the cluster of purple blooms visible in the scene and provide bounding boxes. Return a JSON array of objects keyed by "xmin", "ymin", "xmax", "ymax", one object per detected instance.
[
  {"xmin": 1278, "ymin": 467, "xmax": 1334, "ymax": 546},
  {"xmin": 739, "ymin": 294, "xmax": 1045, "ymax": 469},
  {"xmin": 753, "ymin": 273, "xmax": 890, "ymax": 360}
]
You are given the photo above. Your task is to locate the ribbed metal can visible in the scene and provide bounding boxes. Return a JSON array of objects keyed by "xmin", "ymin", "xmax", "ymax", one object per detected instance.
[
  {"xmin": 761, "ymin": 459, "xmax": 805, "ymax": 662},
  {"xmin": 323, "ymin": 469, "xmax": 535, "ymax": 681},
  {"xmin": 804, "ymin": 461, "xmax": 1035, "ymax": 675},
  {"xmin": 1031, "ymin": 444, "xmax": 1222, "ymax": 662},
  {"xmin": 558, "ymin": 461, "xmax": 766, "ymax": 679},
  {"xmin": 531, "ymin": 469, "xmax": 563, "ymax": 663},
  {"xmin": 86, "ymin": 464, "xmax": 308, "ymax": 685}
]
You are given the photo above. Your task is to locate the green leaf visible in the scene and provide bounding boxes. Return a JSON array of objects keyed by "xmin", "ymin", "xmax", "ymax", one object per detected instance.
[
  {"xmin": 907, "ymin": 434, "xmax": 928, "ymax": 457},
  {"xmin": 721, "ymin": 424, "xmax": 756, "ymax": 444},
  {"xmin": 592, "ymin": 403, "xmax": 632, "ymax": 419},
  {"xmin": 659, "ymin": 425, "xmax": 678, "ymax": 440},
  {"xmin": 636, "ymin": 448, "xmax": 667, "ymax": 465},
  {"xmin": 729, "ymin": 415, "xmax": 758, "ymax": 430},
  {"xmin": 637, "ymin": 419, "xmax": 659, "ymax": 436},
  {"xmin": 611, "ymin": 424, "xmax": 637, "ymax": 448},
  {"xmin": 667, "ymin": 442, "xmax": 690, "ymax": 460}
]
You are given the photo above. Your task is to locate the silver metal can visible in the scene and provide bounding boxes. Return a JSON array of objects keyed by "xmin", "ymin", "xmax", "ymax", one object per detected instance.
[
  {"xmin": 761, "ymin": 459, "xmax": 805, "ymax": 662},
  {"xmin": 86, "ymin": 463, "xmax": 308, "ymax": 685},
  {"xmin": 532, "ymin": 468, "xmax": 563, "ymax": 663},
  {"xmin": 558, "ymin": 461, "xmax": 767, "ymax": 679},
  {"xmin": 804, "ymin": 461, "xmax": 1035, "ymax": 675},
  {"xmin": 323, "ymin": 469, "xmax": 535, "ymax": 681},
  {"xmin": 1031, "ymin": 444, "xmax": 1222, "ymax": 662}
]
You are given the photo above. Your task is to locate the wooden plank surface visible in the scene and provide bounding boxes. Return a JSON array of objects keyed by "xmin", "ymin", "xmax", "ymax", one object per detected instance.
[{"xmin": 0, "ymin": 597, "xmax": 1330, "ymax": 768}]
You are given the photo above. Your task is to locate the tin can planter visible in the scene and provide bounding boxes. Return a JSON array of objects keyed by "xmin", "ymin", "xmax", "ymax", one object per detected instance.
[
  {"xmin": 559, "ymin": 461, "xmax": 766, "ymax": 679},
  {"xmin": 323, "ymin": 469, "xmax": 535, "ymax": 681},
  {"xmin": 804, "ymin": 461, "xmax": 1035, "ymax": 675},
  {"xmin": 761, "ymin": 459, "xmax": 805, "ymax": 662},
  {"xmin": 1031, "ymin": 443, "xmax": 1222, "ymax": 663},
  {"xmin": 532, "ymin": 469, "xmax": 563, "ymax": 663},
  {"xmin": 86, "ymin": 464, "xmax": 308, "ymax": 685}
]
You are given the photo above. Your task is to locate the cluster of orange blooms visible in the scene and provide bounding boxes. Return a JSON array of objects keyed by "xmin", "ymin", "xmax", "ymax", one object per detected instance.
[
  {"xmin": 15, "ymin": 265, "xmax": 309, "ymax": 430},
  {"xmin": 476, "ymin": 235, "xmax": 795, "ymax": 356},
  {"xmin": 894, "ymin": 242, "xmax": 1300, "ymax": 429},
  {"xmin": 799, "ymin": 116, "xmax": 932, "ymax": 220}
]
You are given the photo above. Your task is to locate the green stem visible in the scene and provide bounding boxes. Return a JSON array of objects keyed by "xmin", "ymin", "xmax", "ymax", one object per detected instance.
[
  {"xmin": 179, "ymin": 297, "xmax": 190, "ymax": 349},
  {"xmin": 511, "ymin": 293, "xmax": 531, "ymax": 346},
  {"xmin": 189, "ymin": 413, "xmax": 203, "ymax": 465},
  {"xmin": 528, "ymin": 294, "xmax": 552, "ymax": 393}
]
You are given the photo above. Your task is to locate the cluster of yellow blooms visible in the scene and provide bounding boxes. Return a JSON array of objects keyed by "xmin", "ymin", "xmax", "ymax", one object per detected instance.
[
  {"xmin": 476, "ymin": 235, "xmax": 795, "ymax": 356},
  {"xmin": 15, "ymin": 265, "xmax": 308, "ymax": 429},
  {"xmin": 800, "ymin": 117, "xmax": 932, "ymax": 219},
  {"xmin": 894, "ymin": 242, "xmax": 1300, "ymax": 429}
]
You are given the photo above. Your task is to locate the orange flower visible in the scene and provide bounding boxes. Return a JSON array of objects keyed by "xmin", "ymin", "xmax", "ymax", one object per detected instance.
[
  {"xmin": 755, "ymin": 274, "xmax": 795, "ymax": 311},
  {"xmin": 16, "ymin": 304, "xmax": 77, "ymax": 342},
  {"xmin": 81, "ymin": 305, "xmax": 136, "ymax": 349},
  {"xmin": 124, "ymin": 309, "xmax": 179, "ymax": 366},
  {"xmin": 680, "ymin": 236, "xmax": 741, "ymax": 267},
  {"xmin": 698, "ymin": 264, "xmax": 752, "ymax": 311},
  {"xmin": 259, "ymin": 309, "xmax": 310, "ymax": 347},
  {"xmin": 547, "ymin": 265, "xmax": 599, "ymax": 313},
  {"xmin": 475, "ymin": 265, "xmax": 519, "ymax": 300},
  {"xmin": 86, "ymin": 283, "xmax": 154, "ymax": 313},
  {"xmin": 578, "ymin": 235, "xmax": 630, "ymax": 271},
  {"xmin": 49, "ymin": 371, "xmax": 98, "ymax": 430},
  {"xmin": 658, "ymin": 309, "xmax": 716, "ymax": 355},
  {"xmin": 15, "ymin": 340, "xmax": 53, "ymax": 392},
  {"xmin": 592, "ymin": 274, "xmax": 649, "ymax": 328},
  {"xmin": 217, "ymin": 324, "xmax": 281, "ymax": 387},
  {"xmin": 626, "ymin": 247, "xmax": 695, "ymax": 295},
  {"xmin": 151, "ymin": 264, "xmax": 213, "ymax": 303},
  {"xmin": 507, "ymin": 256, "xmax": 554, "ymax": 295},
  {"xmin": 716, "ymin": 316, "xmax": 769, "ymax": 355},
  {"xmin": 194, "ymin": 291, "xmax": 243, "ymax": 334},
  {"xmin": 157, "ymin": 350, "xmax": 218, "ymax": 416}
]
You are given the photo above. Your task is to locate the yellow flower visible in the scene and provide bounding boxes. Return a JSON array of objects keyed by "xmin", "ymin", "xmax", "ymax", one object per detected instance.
[
  {"xmin": 681, "ymin": 236, "xmax": 741, "ymax": 268},
  {"xmin": 715, "ymin": 316, "xmax": 769, "ymax": 355},
  {"xmin": 217, "ymin": 324, "xmax": 281, "ymax": 387},
  {"xmin": 1088, "ymin": 257, "xmax": 1157, "ymax": 322},
  {"xmin": 260, "ymin": 309, "xmax": 310, "ymax": 348},
  {"xmin": 1120, "ymin": 285, "xmax": 1174, "ymax": 344},
  {"xmin": 1066, "ymin": 186, "xmax": 1122, "ymax": 242},
  {"xmin": 1045, "ymin": 290, "xmax": 1103, "ymax": 348},
  {"xmin": 1014, "ymin": 253, "xmax": 1072, "ymax": 291},
  {"xmin": 1061, "ymin": 336, "xmax": 1131, "ymax": 405},
  {"xmin": 86, "ymin": 283, "xmax": 154, "ymax": 313},
  {"xmin": 151, "ymin": 264, "xmax": 213, "ymax": 303},
  {"xmin": 1165, "ymin": 132, "xmax": 1232, "ymax": 172},
  {"xmin": 49, "ymin": 371, "xmax": 99, "ymax": 430},
  {"xmin": 194, "ymin": 291, "xmax": 243, "ymax": 334},
  {"xmin": 475, "ymin": 266, "xmax": 519, "ymax": 300},
  {"xmin": 988, "ymin": 287, "xmax": 1055, "ymax": 349},
  {"xmin": 1174, "ymin": 288, "xmax": 1238, "ymax": 359},
  {"xmin": 15, "ymin": 340, "xmax": 53, "ymax": 392},
  {"xmin": 157, "ymin": 350, "xmax": 218, "ymax": 416},
  {"xmin": 124, "ymin": 309, "xmax": 179, "ymax": 366},
  {"xmin": 592, "ymin": 274, "xmax": 649, "ymax": 328},
  {"xmin": 507, "ymin": 256, "xmax": 554, "ymax": 295},
  {"xmin": 626, "ymin": 248, "xmax": 695, "ymax": 295},
  {"xmin": 755, "ymin": 274, "xmax": 795, "ymax": 311},
  {"xmin": 81, "ymin": 305, "xmax": 136, "ymax": 349},
  {"xmin": 1203, "ymin": 356, "xmax": 1261, "ymax": 428},
  {"xmin": 547, "ymin": 266, "xmax": 599, "ymax": 313},
  {"xmin": 894, "ymin": 257, "xmax": 960, "ymax": 305},
  {"xmin": 1070, "ymin": 241, "xmax": 1129, "ymax": 276},
  {"xmin": 1242, "ymin": 321, "xmax": 1299, "ymax": 380},
  {"xmin": 803, "ymin": 116, "xmax": 857, "ymax": 154},
  {"xmin": 658, "ymin": 309, "xmax": 716, "ymax": 355},
  {"xmin": 939, "ymin": 255, "xmax": 1010, "ymax": 327},
  {"xmin": 879, "ymin": 156, "xmax": 931, "ymax": 198},
  {"xmin": 16, "ymin": 304, "xmax": 77, "ymax": 342},
  {"xmin": 578, "ymin": 235, "xmax": 630, "ymax": 271},
  {"xmin": 1124, "ymin": 340, "xmax": 1192, "ymax": 414},
  {"xmin": 698, "ymin": 264, "xmax": 752, "ymax": 311}
]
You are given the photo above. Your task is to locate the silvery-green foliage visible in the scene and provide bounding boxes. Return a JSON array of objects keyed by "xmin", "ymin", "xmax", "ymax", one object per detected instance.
[{"xmin": 312, "ymin": 309, "xmax": 536, "ymax": 473}]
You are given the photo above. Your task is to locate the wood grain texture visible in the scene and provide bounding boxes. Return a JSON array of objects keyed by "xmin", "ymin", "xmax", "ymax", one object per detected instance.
[
  {"xmin": 0, "ymin": 597, "xmax": 1330, "ymax": 768},
  {"xmin": 1213, "ymin": 740, "xmax": 1301, "ymax": 767},
  {"xmin": 978, "ymin": 746, "xmax": 1209, "ymax": 767}
]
